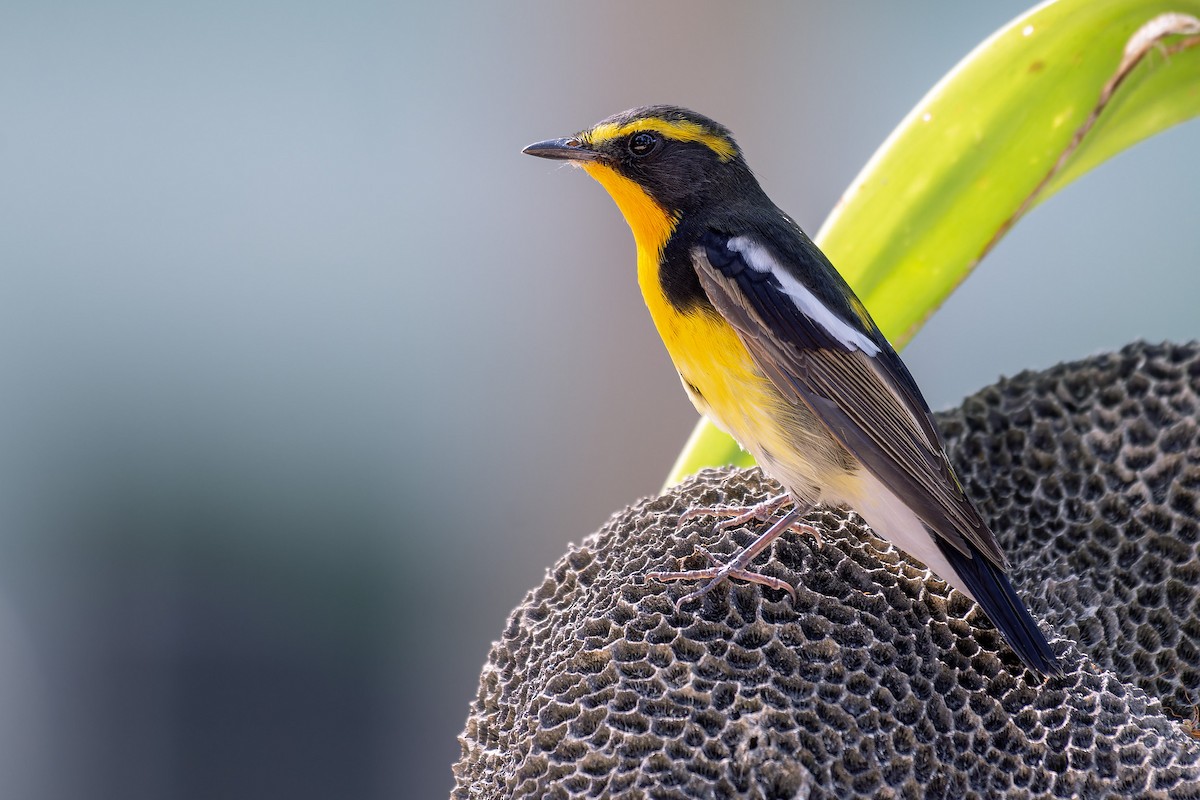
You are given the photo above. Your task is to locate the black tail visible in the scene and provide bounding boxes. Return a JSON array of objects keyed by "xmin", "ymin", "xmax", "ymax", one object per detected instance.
[{"xmin": 935, "ymin": 536, "xmax": 1062, "ymax": 677}]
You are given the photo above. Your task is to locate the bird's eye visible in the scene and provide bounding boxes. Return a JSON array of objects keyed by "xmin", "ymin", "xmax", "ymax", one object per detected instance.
[{"xmin": 628, "ymin": 131, "xmax": 659, "ymax": 157}]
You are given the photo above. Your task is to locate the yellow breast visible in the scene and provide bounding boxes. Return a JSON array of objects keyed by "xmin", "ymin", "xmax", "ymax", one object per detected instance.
[
  {"xmin": 641, "ymin": 249, "xmax": 786, "ymax": 441},
  {"xmin": 580, "ymin": 161, "xmax": 782, "ymax": 451}
]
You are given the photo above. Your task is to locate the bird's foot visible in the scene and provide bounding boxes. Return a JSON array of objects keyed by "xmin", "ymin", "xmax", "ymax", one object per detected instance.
[
  {"xmin": 650, "ymin": 504, "xmax": 816, "ymax": 608},
  {"xmin": 676, "ymin": 492, "xmax": 792, "ymax": 533}
]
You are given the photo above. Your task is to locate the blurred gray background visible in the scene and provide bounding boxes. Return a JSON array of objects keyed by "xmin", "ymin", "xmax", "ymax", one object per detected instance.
[{"xmin": 2, "ymin": 2, "xmax": 1198, "ymax": 798}]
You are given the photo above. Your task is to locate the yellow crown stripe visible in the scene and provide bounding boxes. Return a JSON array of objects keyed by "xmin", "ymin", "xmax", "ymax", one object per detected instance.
[{"xmin": 586, "ymin": 118, "xmax": 737, "ymax": 162}]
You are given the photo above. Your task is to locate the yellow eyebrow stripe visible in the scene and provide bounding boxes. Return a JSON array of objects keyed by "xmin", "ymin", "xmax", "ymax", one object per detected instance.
[{"xmin": 586, "ymin": 118, "xmax": 737, "ymax": 162}]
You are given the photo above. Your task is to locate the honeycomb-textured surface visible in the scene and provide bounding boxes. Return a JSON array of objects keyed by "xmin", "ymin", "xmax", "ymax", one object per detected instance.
[{"xmin": 453, "ymin": 341, "xmax": 1200, "ymax": 799}]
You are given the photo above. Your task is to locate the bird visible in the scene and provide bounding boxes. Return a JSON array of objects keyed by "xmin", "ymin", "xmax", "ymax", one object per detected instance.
[{"xmin": 523, "ymin": 105, "xmax": 1062, "ymax": 677}]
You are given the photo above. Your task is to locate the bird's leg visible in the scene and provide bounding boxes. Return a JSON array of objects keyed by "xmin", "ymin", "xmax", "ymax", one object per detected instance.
[
  {"xmin": 649, "ymin": 500, "xmax": 818, "ymax": 606},
  {"xmin": 677, "ymin": 491, "xmax": 823, "ymax": 547},
  {"xmin": 676, "ymin": 492, "xmax": 792, "ymax": 532}
]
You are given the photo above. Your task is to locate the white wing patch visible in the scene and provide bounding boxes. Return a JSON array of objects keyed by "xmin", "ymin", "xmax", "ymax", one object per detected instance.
[{"xmin": 726, "ymin": 236, "xmax": 880, "ymax": 356}]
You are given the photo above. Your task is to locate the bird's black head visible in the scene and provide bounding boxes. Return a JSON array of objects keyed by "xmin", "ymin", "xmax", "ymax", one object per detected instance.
[{"xmin": 523, "ymin": 105, "xmax": 764, "ymax": 219}]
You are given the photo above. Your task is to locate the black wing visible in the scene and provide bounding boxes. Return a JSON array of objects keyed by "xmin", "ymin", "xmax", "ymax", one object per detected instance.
[{"xmin": 693, "ymin": 227, "xmax": 1006, "ymax": 568}]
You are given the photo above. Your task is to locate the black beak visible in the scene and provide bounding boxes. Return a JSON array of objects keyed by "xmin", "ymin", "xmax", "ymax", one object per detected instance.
[{"xmin": 522, "ymin": 137, "xmax": 603, "ymax": 162}]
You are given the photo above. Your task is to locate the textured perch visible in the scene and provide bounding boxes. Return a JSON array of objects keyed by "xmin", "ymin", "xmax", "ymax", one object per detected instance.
[{"xmin": 453, "ymin": 341, "xmax": 1200, "ymax": 799}]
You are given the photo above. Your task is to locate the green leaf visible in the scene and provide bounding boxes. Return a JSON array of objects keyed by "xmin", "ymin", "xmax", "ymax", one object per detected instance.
[{"xmin": 665, "ymin": 0, "xmax": 1200, "ymax": 488}]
